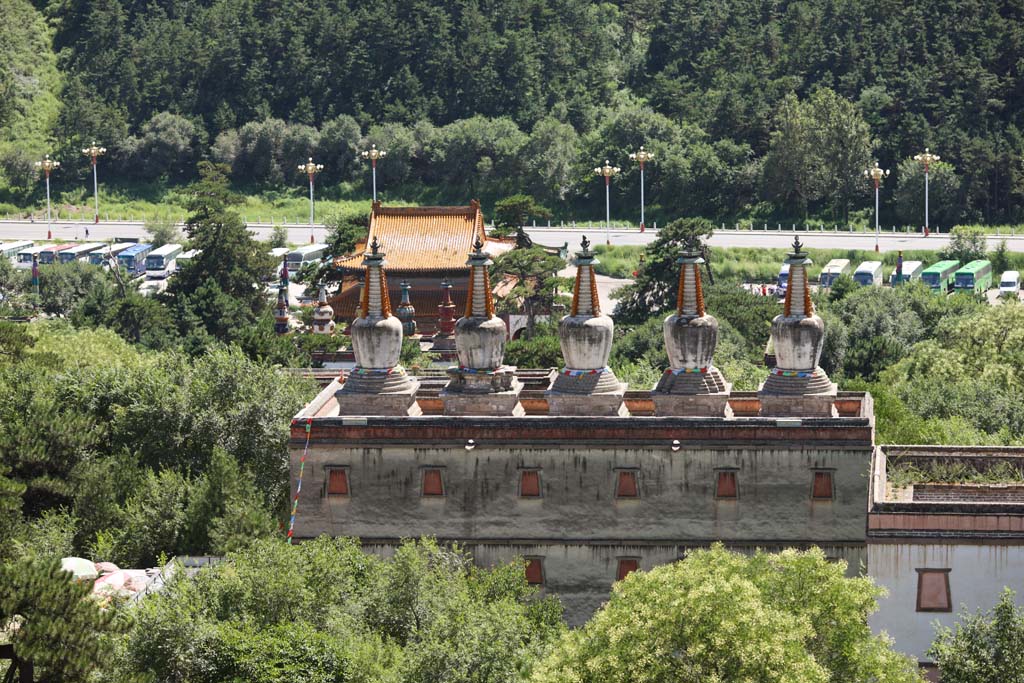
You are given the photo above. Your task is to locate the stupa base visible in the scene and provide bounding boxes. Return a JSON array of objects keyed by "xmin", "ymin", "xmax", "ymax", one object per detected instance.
[
  {"xmin": 758, "ymin": 367, "xmax": 837, "ymax": 417},
  {"xmin": 546, "ymin": 391, "xmax": 629, "ymax": 416},
  {"xmin": 441, "ymin": 366, "xmax": 524, "ymax": 415},
  {"xmin": 653, "ymin": 366, "xmax": 729, "ymax": 394},
  {"xmin": 336, "ymin": 366, "xmax": 422, "ymax": 416},
  {"xmin": 652, "ymin": 391, "xmax": 733, "ymax": 418},
  {"xmin": 430, "ymin": 334, "xmax": 456, "ymax": 351}
]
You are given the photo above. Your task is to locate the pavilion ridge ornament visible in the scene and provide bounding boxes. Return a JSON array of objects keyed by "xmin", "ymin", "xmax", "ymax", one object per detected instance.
[
  {"xmin": 758, "ymin": 236, "xmax": 837, "ymax": 416},
  {"xmin": 652, "ymin": 236, "xmax": 731, "ymax": 416},
  {"xmin": 547, "ymin": 236, "xmax": 627, "ymax": 416},
  {"xmin": 336, "ymin": 236, "xmax": 421, "ymax": 415},
  {"xmin": 311, "ymin": 283, "xmax": 336, "ymax": 335},
  {"xmin": 396, "ymin": 280, "xmax": 417, "ymax": 337},
  {"xmin": 442, "ymin": 238, "xmax": 524, "ymax": 415}
]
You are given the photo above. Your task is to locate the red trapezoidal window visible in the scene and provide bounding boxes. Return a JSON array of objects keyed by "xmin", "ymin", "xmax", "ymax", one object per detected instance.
[
  {"xmin": 916, "ymin": 569, "xmax": 952, "ymax": 612},
  {"xmin": 616, "ymin": 558, "xmax": 639, "ymax": 581},
  {"xmin": 525, "ymin": 558, "xmax": 544, "ymax": 585},
  {"xmin": 422, "ymin": 468, "xmax": 445, "ymax": 497},
  {"xmin": 716, "ymin": 470, "xmax": 738, "ymax": 499},
  {"xmin": 616, "ymin": 470, "xmax": 639, "ymax": 498},
  {"xmin": 812, "ymin": 471, "xmax": 834, "ymax": 500},
  {"xmin": 327, "ymin": 468, "xmax": 349, "ymax": 496},
  {"xmin": 520, "ymin": 470, "xmax": 541, "ymax": 497}
]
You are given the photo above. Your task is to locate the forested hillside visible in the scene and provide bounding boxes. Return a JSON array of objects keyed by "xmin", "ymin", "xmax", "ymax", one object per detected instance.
[{"xmin": 3, "ymin": 0, "xmax": 1024, "ymax": 224}]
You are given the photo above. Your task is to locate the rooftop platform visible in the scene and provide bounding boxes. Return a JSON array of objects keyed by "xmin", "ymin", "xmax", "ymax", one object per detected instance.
[
  {"xmin": 290, "ymin": 373, "xmax": 875, "ymax": 447},
  {"xmin": 870, "ymin": 446, "xmax": 1024, "ymax": 538}
]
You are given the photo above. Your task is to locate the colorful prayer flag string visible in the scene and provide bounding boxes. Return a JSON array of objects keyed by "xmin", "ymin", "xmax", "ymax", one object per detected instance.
[{"xmin": 286, "ymin": 417, "xmax": 313, "ymax": 544}]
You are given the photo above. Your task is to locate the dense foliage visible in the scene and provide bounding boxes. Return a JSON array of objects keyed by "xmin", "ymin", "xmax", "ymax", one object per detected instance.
[
  {"xmin": 3, "ymin": 0, "xmax": 1024, "ymax": 223},
  {"xmin": 929, "ymin": 588, "xmax": 1024, "ymax": 682},
  {"xmin": 0, "ymin": 323, "xmax": 315, "ymax": 566},
  {"xmin": 112, "ymin": 537, "xmax": 565, "ymax": 683},
  {"xmin": 532, "ymin": 544, "xmax": 922, "ymax": 683}
]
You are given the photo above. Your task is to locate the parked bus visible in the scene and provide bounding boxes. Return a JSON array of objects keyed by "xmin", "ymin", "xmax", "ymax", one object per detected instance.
[
  {"xmin": 954, "ymin": 260, "xmax": 993, "ymax": 294},
  {"xmin": 15, "ymin": 245, "xmax": 48, "ymax": 269},
  {"xmin": 921, "ymin": 260, "xmax": 959, "ymax": 293},
  {"xmin": 88, "ymin": 242, "xmax": 136, "ymax": 266},
  {"xmin": 176, "ymin": 248, "xmax": 200, "ymax": 267},
  {"xmin": 818, "ymin": 259, "xmax": 851, "ymax": 288},
  {"xmin": 58, "ymin": 242, "xmax": 106, "ymax": 264},
  {"xmin": 890, "ymin": 260, "xmax": 924, "ymax": 285},
  {"xmin": 269, "ymin": 247, "xmax": 289, "ymax": 259},
  {"xmin": 853, "ymin": 261, "xmax": 884, "ymax": 287},
  {"xmin": 776, "ymin": 263, "xmax": 790, "ymax": 297},
  {"xmin": 285, "ymin": 244, "xmax": 327, "ymax": 273},
  {"xmin": 37, "ymin": 244, "xmax": 73, "ymax": 265},
  {"xmin": 117, "ymin": 243, "xmax": 154, "ymax": 276},
  {"xmin": 1, "ymin": 241, "xmax": 34, "ymax": 260},
  {"xmin": 145, "ymin": 243, "xmax": 183, "ymax": 279}
]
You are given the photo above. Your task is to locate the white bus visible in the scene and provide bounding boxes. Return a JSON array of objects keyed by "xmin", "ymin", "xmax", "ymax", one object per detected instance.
[
  {"xmin": 176, "ymin": 248, "xmax": 200, "ymax": 267},
  {"xmin": 145, "ymin": 243, "xmax": 184, "ymax": 279},
  {"xmin": 88, "ymin": 242, "xmax": 136, "ymax": 266},
  {"xmin": 15, "ymin": 245, "xmax": 49, "ymax": 269},
  {"xmin": 890, "ymin": 260, "xmax": 924, "ymax": 285},
  {"xmin": 269, "ymin": 247, "xmax": 289, "ymax": 259},
  {"xmin": 818, "ymin": 259, "xmax": 851, "ymax": 288},
  {"xmin": 854, "ymin": 261, "xmax": 884, "ymax": 287},
  {"xmin": 286, "ymin": 244, "xmax": 327, "ymax": 273},
  {"xmin": 1, "ymin": 241, "xmax": 34, "ymax": 260},
  {"xmin": 58, "ymin": 242, "xmax": 106, "ymax": 264}
]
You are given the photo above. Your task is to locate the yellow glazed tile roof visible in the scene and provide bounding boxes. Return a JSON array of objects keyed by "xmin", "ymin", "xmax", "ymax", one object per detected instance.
[{"xmin": 334, "ymin": 200, "xmax": 510, "ymax": 273}]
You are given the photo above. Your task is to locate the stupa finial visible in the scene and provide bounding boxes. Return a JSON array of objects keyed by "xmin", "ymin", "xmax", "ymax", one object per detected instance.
[
  {"xmin": 581, "ymin": 235, "xmax": 591, "ymax": 253},
  {"xmin": 370, "ymin": 235, "xmax": 381, "ymax": 255}
]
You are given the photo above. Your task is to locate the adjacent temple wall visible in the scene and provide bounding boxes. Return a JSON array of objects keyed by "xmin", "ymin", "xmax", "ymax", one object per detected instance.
[{"xmin": 290, "ymin": 382, "xmax": 875, "ymax": 623}]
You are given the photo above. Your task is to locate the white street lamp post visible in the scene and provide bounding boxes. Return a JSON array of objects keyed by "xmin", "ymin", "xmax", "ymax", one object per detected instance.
[
  {"xmin": 913, "ymin": 148, "xmax": 940, "ymax": 237},
  {"xmin": 360, "ymin": 144, "xmax": 387, "ymax": 202},
  {"xmin": 629, "ymin": 146, "xmax": 654, "ymax": 233},
  {"xmin": 81, "ymin": 142, "xmax": 106, "ymax": 224},
  {"xmin": 35, "ymin": 155, "xmax": 60, "ymax": 239},
  {"xmin": 298, "ymin": 157, "xmax": 324, "ymax": 242},
  {"xmin": 594, "ymin": 159, "xmax": 620, "ymax": 245},
  {"xmin": 864, "ymin": 161, "xmax": 890, "ymax": 253}
]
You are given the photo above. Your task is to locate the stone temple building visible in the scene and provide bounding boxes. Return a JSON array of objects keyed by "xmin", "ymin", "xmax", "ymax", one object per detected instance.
[{"xmin": 289, "ymin": 235, "xmax": 1024, "ymax": 672}]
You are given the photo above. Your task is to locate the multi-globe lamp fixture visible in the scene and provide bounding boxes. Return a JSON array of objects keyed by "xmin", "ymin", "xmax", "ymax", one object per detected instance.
[
  {"xmin": 81, "ymin": 141, "xmax": 107, "ymax": 224},
  {"xmin": 628, "ymin": 146, "xmax": 654, "ymax": 233},
  {"xmin": 913, "ymin": 148, "xmax": 940, "ymax": 237},
  {"xmin": 594, "ymin": 159, "xmax": 620, "ymax": 245},
  {"xmin": 361, "ymin": 144, "xmax": 387, "ymax": 202},
  {"xmin": 35, "ymin": 154, "xmax": 60, "ymax": 239},
  {"xmin": 298, "ymin": 157, "xmax": 324, "ymax": 242},
  {"xmin": 863, "ymin": 161, "xmax": 890, "ymax": 253}
]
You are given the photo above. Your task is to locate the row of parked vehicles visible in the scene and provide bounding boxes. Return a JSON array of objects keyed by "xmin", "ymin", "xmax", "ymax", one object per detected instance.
[
  {"xmin": 1, "ymin": 240, "xmax": 195, "ymax": 279},
  {"xmin": 780, "ymin": 258, "xmax": 1019, "ymax": 296}
]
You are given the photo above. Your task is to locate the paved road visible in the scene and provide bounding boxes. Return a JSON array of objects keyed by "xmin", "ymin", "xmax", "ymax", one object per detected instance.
[
  {"xmin": 5, "ymin": 219, "xmax": 1024, "ymax": 254},
  {"xmin": 0, "ymin": 219, "xmax": 329, "ymax": 245}
]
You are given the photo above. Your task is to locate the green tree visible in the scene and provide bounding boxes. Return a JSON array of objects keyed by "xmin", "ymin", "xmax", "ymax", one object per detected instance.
[
  {"xmin": 492, "ymin": 246, "xmax": 567, "ymax": 338},
  {"xmin": 762, "ymin": 93, "xmax": 822, "ymax": 219},
  {"xmin": 145, "ymin": 216, "xmax": 182, "ymax": 247},
  {"xmin": 613, "ymin": 217, "xmax": 715, "ymax": 323},
  {"xmin": 0, "ymin": 556, "xmax": 114, "ymax": 683},
  {"xmin": 894, "ymin": 158, "xmax": 961, "ymax": 229},
  {"xmin": 492, "ymin": 194, "xmax": 551, "ymax": 247},
  {"xmin": 324, "ymin": 209, "xmax": 368, "ymax": 258},
  {"xmin": 808, "ymin": 88, "xmax": 874, "ymax": 224},
  {"xmin": 942, "ymin": 225, "xmax": 988, "ymax": 264},
  {"xmin": 165, "ymin": 162, "xmax": 275, "ymax": 343},
  {"xmin": 929, "ymin": 587, "xmax": 1024, "ymax": 682},
  {"xmin": 532, "ymin": 544, "xmax": 922, "ymax": 683}
]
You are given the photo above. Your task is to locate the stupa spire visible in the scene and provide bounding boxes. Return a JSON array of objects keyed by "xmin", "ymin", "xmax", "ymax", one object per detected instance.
[
  {"xmin": 359, "ymin": 236, "xmax": 392, "ymax": 319},
  {"xmin": 312, "ymin": 282, "xmax": 336, "ymax": 335},
  {"xmin": 570, "ymin": 236, "xmax": 600, "ymax": 316},
  {"xmin": 675, "ymin": 235, "xmax": 706, "ymax": 317},
  {"xmin": 464, "ymin": 237, "xmax": 495, "ymax": 318},
  {"xmin": 782, "ymin": 236, "xmax": 812, "ymax": 318}
]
